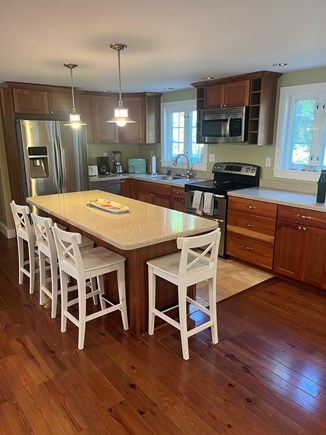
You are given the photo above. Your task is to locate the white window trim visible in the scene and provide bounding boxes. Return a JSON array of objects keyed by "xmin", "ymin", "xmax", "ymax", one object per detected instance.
[
  {"xmin": 274, "ymin": 82, "xmax": 326, "ymax": 182},
  {"xmin": 161, "ymin": 99, "xmax": 207, "ymax": 171}
]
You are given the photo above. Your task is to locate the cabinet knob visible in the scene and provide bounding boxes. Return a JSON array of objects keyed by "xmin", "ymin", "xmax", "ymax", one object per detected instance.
[
  {"xmin": 246, "ymin": 223, "xmax": 255, "ymax": 228},
  {"xmin": 244, "ymin": 246, "xmax": 253, "ymax": 251},
  {"xmin": 246, "ymin": 205, "xmax": 256, "ymax": 209}
]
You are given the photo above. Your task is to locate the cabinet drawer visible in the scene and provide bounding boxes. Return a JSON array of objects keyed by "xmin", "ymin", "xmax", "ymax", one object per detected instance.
[
  {"xmin": 226, "ymin": 233, "xmax": 274, "ymax": 270},
  {"xmin": 278, "ymin": 205, "xmax": 326, "ymax": 230},
  {"xmin": 227, "ymin": 210, "xmax": 276, "ymax": 241},
  {"xmin": 171, "ymin": 187, "xmax": 185, "ymax": 199},
  {"xmin": 228, "ymin": 196, "xmax": 277, "ymax": 218}
]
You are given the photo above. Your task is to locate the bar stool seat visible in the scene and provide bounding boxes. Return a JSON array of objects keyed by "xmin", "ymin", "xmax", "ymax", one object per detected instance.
[
  {"xmin": 147, "ymin": 228, "xmax": 221, "ymax": 360},
  {"xmin": 32, "ymin": 213, "xmax": 95, "ymax": 319},
  {"xmin": 10, "ymin": 201, "xmax": 37, "ymax": 294},
  {"xmin": 52, "ymin": 224, "xmax": 129, "ymax": 350}
]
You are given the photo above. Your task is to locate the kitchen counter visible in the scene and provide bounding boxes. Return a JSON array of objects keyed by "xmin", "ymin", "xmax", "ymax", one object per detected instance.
[
  {"xmin": 27, "ymin": 190, "xmax": 217, "ymax": 250},
  {"xmin": 27, "ymin": 190, "xmax": 218, "ymax": 337},
  {"xmin": 228, "ymin": 187, "xmax": 326, "ymax": 212}
]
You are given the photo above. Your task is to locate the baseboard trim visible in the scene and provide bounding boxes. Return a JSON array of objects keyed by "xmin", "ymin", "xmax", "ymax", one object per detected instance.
[{"xmin": 0, "ymin": 221, "xmax": 15, "ymax": 239}]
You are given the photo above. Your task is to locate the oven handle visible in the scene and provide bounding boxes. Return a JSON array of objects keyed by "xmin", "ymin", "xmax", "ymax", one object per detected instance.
[{"xmin": 213, "ymin": 194, "xmax": 226, "ymax": 198}]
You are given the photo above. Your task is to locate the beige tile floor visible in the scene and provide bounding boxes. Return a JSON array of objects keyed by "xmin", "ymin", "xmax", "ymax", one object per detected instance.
[{"xmin": 196, "ymin": 257, "xmax": 273, "ymax": 305}]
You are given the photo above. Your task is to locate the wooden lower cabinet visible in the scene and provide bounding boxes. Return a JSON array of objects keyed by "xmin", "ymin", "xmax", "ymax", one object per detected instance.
[
  {"xmin": 120, "ymin": 179, "xmax": 131, "ymax": 197},
  {"xmin": 274, "ymin": 206, "xmax": 326, "ymax": 289},
  {"xmin": 171, "ymin": 187, "xmax": 185, "ymax": 211},
  {"xmin": 133, "ymin": 180, "xmax": 171, "ymax": 208},
  {"xmin": 226, "ymin": 196, "xmax": 277, "ymax": 270}
]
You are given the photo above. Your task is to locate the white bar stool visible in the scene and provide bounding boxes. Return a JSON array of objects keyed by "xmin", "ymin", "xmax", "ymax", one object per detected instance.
[
  {"xmin": 52, "ymin": 224, "xmax": 129, "ymax": 350},
  {"xmin": 147, "ymin": 228, "xmax": 221, "ymax": 360},
  {"xmin": 32, "ymin": 213, "xmax": 95, "ymax": 319},
  {"xmin": 10, "ymin": 200, "xmax": 37, "ymax": 294}
]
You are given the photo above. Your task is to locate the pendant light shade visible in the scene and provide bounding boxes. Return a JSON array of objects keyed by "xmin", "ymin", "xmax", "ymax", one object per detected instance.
[
  {"xmin": 107, "ymin": 43, "xmax": 135, "ymax": 127},
  {"xmin": 63, "ymin": 63, "xmax": 86, "ymax": 129}
]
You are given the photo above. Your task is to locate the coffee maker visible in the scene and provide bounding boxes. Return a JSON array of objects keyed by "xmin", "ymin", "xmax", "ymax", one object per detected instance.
[
  {"xmin": 112, "ymin": 151, "xmax": 123, "ymax": 174},
  {"xmin": 97, "ymin": 156, "xmax": 110, "ymax": 176}
]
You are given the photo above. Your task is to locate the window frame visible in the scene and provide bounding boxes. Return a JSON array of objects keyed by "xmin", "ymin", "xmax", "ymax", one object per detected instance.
[
  {"xmin": 274, "ymin": 82, "xmax": 326, "ymax": 182},
  {"xmin": 161, "ymin": 99, "xmax": 207, "ymax": 171}
]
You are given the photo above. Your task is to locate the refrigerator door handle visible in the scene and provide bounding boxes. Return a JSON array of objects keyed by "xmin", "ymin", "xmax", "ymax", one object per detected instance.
[
  {"xmin": 50, "ymin": 121, "xmax": 62, "ymax": 192},
  {"xmin": 55, "ymin": 122, "xmax": 66, "ymax": 192}
]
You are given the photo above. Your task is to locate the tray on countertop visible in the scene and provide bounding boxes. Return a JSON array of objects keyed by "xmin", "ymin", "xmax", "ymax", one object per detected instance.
[{"xmin": 87, "ymin": 198, "xmax": 129, "ymax": 214}]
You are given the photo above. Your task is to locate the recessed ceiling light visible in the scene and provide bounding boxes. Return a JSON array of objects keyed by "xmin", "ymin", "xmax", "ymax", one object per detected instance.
[
  {"xmin": 201, "ymin": 76, "xmax": 214, "ymax": 80},
  {"xmin": 272, "ymin": 63, "xmax": 288, "ymax": 67},
  {"xmin": 164, "ymin": 87, "xmax": 175, "ymax": 90}
]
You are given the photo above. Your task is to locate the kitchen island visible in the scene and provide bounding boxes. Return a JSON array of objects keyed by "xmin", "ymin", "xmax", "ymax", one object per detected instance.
[{"xmin": 27, "ymin": 190, "xmax": 218, "ymax": 336}]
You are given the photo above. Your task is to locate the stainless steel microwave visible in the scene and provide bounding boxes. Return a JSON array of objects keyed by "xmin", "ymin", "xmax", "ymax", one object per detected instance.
[{"xmin": 198, "ymin": 106, "xmax": 248, "ymax": 143}]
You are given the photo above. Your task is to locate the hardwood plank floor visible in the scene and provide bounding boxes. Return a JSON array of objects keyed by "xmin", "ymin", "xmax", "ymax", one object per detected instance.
[{"xmin": 0, "ymin": 233, "xmax": 325, "ymax": 434}]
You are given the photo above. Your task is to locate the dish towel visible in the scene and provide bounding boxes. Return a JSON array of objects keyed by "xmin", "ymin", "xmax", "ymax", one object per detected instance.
[
  {"xmin": 203, "ymin": 192, "xmax": 214, "ymax": 216},
  {"xmin": 192, "ymin": 190, "xmax": 203, "ymax": 215}
]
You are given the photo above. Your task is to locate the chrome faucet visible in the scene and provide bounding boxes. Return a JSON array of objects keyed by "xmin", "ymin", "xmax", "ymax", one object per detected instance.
[{"xmin": 172, "ymin": 153, "xmax": 192, "ymax": 178}]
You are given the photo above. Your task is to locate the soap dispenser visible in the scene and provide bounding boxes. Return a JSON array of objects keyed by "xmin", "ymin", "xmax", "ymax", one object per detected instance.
[{"xmin": 316, "ymin": 169, "xmax": 326, "ymax": 203}]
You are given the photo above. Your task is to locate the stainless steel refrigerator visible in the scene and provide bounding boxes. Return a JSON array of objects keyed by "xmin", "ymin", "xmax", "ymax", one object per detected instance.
[{"xmin": 17, "ymin": 119, "xmax": 89, "ymax": 200}]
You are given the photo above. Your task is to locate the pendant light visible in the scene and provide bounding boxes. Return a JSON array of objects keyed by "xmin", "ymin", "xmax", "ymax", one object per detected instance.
[
  {"xmin": 63, "ymin": 63, "xmax": 86, "ymax": 129},
  {"xmin": 107, "ymin": 43, "xmax": 135, "ymax": 127}
]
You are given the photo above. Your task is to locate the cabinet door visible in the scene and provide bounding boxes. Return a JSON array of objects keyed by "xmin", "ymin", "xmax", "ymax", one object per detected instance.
[
  {"xmin": 79, "ymin": 94, "xmax": 94, "ymax": 143},
  {"xmin": 301, "ymin": 227, "xmax": 326, "ymax": 289},
  {"xmin": 273, "ymin": 221, "xmax": 303, "ymax": 278},
  {"xmin": 154, "ymin": 194, "xmax": 171, "ymax": 209},
  {"xmin": 171, "ymin": 187, "xmax": 185, "ymax": 211},
  {"xmin": 13, "ymin": 88, "xmax": 48, "ymax": 114},
  {"xmin": 47, "ymin": 89, "xmax": 72, "ymax": 114},
  {"xmin": 204, "ymin": 84, "xmax": 224, "ymax": 108},
  {"xmin": 136, "ymin": 189, "xmax": 153, "ymax": 204},
  {"xmin": 120, "ymin": 179, "xmax": 131, "ymax": 197},
  {"xmin": 93, "ymin": 95, "xmax": 118, "ymax": 143},
  {"xmin": 118, "ymin": 95, "xmax": 144, "ymax": 143},
  {"xmin": 224, "ymin": 80, "xmax": 250, "ymax": 107}
]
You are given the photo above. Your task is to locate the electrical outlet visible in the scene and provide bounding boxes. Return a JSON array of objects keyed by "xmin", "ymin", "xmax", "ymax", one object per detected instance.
[
  {"xmin": 209, "ymin": 154, "xmax": 215, "ymax": 162},
  {"xmin": 266, "ymin": 157, "xmax": 271, "ymax": 167}
]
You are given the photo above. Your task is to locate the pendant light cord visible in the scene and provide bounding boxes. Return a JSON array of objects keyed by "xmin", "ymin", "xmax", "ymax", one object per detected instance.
[
  {"xmin": 117, "ymin": 49, "xmax": 122, "ymax": 105},
  {"xmin": 70, "ymin": 67, "xmax": 76, "ymax": 113}
]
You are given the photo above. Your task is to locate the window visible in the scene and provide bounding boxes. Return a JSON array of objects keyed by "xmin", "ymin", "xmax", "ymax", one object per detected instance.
[
  {"xmin": 274, "ymin": 82, "xmax": 326, "ymax": 181},
  {"xmin": 161, "ymin": 100, "xmax": 207, "ymax": 171}
]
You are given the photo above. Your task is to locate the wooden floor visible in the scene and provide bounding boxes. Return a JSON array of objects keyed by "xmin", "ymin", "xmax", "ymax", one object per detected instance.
[{"xmin": 1, "ymin": 233, "xmax": 326, "ymax": 434}]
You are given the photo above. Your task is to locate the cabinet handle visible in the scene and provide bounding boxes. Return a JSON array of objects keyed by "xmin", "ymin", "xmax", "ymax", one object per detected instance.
[
  {"xmin": 245, "ymin": 223, "xmax": 255, "ymax": 228},
  {"xmin": 244, "ymin": 246, "xmax": 253, "ymax": 251},
  {"xmin": 246, "ymin": 205, "xmax": 256, "ymax": 209},
  {"xmin": 297, "ymin": 214, "xmax": 311, "ymax": 219},
  {"xmin": 302, "ymin": 227, "xmax": 307, "ymax": 231}
]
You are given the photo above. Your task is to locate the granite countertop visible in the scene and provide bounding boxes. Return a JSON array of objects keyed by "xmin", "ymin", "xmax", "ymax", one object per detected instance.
[
  {"xmin": 27, "ymin": 190, "xmax": 218, "ymax": 250},
  {"xmin": 228, "ymin": 187, "xmax": 326, "ymax": 212}
]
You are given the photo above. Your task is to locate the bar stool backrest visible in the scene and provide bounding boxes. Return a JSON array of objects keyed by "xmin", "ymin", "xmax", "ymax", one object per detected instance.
[
  {"xmin": 10, "ymin": 201, "xmax": 34, "ymax": 242},
  {"xmin": 52, "ymin": 224, "xmax": 83, "ymax": 279},
  {"xmin": 32, "ymin": 214, "xmax": 55, "ymax": 257},
  {"xmin": 177, "ymin": 228, "xmax": 220, "ymax": 278}
]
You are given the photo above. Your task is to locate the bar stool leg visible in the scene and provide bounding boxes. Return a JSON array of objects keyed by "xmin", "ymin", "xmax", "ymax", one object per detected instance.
[
  {"xmin": 61, "ymin": 272, "xmax": 69, "ymax": 333},
  {"xmin": 208, "ymin": 277, "xmax": 218, "ymax": 344},
  {"xmin": 50, "ymin": 258, "xmax": 59, "ymax": 319},
  {"xmin": 39, "ymin": 251, "xmax": 46, "ymax": 307},
  {"xmin": 117, "ymin": 263, "xmax": 128, "ymax": 330},
  {"xmin": 78, "ymin": 280, "xmax": 87, "ymax": 350},
  {"xmin": 17, "ymin": 237, "xmax": 24, "ymax": 285},
  {"xmin": 28, "ymin": 241, "xmax": 35, "ymax": 294},
  {"xmin": 178, "ymin": 284, "xmax": 189, "ymax": 361},
  {"xmin": 148, "ymin": 266, "xmax": 156, "ymax": 335}
]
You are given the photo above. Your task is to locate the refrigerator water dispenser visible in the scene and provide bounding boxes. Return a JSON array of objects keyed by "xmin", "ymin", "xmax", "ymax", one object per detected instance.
[{"xmin": 28, "ymin": 146, "xmax": 49, "ymax": 178}]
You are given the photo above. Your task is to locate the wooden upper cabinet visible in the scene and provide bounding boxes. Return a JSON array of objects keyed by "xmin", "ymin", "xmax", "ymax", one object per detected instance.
[
  {"xmin": 93, "ymin": 94, "xmax": 118, "ymax": 143},
  {"xmin": 78, "ymin": 93, "xmax": 95, "ymax": 143},
  {"xmin": 118, "ymin": 95, "xmax": 144, "ymax": 143},
  {"xmin": 204, "ymin": 80, "xmax": 250, "ymax": 109},
  {"xmin": 12, "ymin": 86, "xmax": 72, "ymax": 115},
  {"xmin": 13, "ymin": 88, "xmax": 48, "ymax": 114}
]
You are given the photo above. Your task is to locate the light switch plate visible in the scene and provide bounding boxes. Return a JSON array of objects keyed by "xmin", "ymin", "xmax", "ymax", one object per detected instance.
[
  {"xmin": 265, "ymin": 157, "xmax": 271, "ymax": 167},
  {"xmin": 209, "ymin": 154, "xmax": 215, "ymax": 162}
]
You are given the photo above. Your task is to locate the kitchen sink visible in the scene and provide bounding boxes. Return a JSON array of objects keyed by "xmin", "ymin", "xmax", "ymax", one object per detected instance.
[{"xmin": 150, "ymin": 175, "xmax": 184, "ymax": 180}]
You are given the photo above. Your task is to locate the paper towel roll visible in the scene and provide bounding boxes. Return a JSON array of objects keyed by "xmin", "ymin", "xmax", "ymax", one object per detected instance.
[{"xmin": 151, "ymin": 154, "xmax": 156, "ymax": 174}]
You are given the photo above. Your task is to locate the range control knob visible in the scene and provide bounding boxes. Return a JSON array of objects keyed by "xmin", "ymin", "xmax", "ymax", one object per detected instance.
[
  {"xmin": 246, "ymin": 167, "xmax": 250, "ymax": 172},
  {"xmin": 251, "ymin": 168, "xmax": 256, "ymax": 173}
]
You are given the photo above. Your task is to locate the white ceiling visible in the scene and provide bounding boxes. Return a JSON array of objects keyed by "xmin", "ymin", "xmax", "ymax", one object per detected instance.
[{"xmin": 1, "ymin": 0, "xmax": 326, "ymax": 93}]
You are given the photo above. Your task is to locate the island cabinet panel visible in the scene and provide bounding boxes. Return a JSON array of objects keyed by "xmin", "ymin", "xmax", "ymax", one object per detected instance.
[
  {"xmin": 226, "ymin": 196, "xmax": 277, "ymax": 270},
  {"xmin": 204, "ymin": 80, "xmax": 250, "ymax": 109},
  {"xmin": 274, "ymin": 205, "xmax": 326, "ymax": 289}
]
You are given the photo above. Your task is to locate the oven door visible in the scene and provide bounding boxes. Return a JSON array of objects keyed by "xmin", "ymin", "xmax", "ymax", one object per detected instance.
[{"xmin": 184, "ymin": 190, "xmax": 227, "ymax": 257}]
